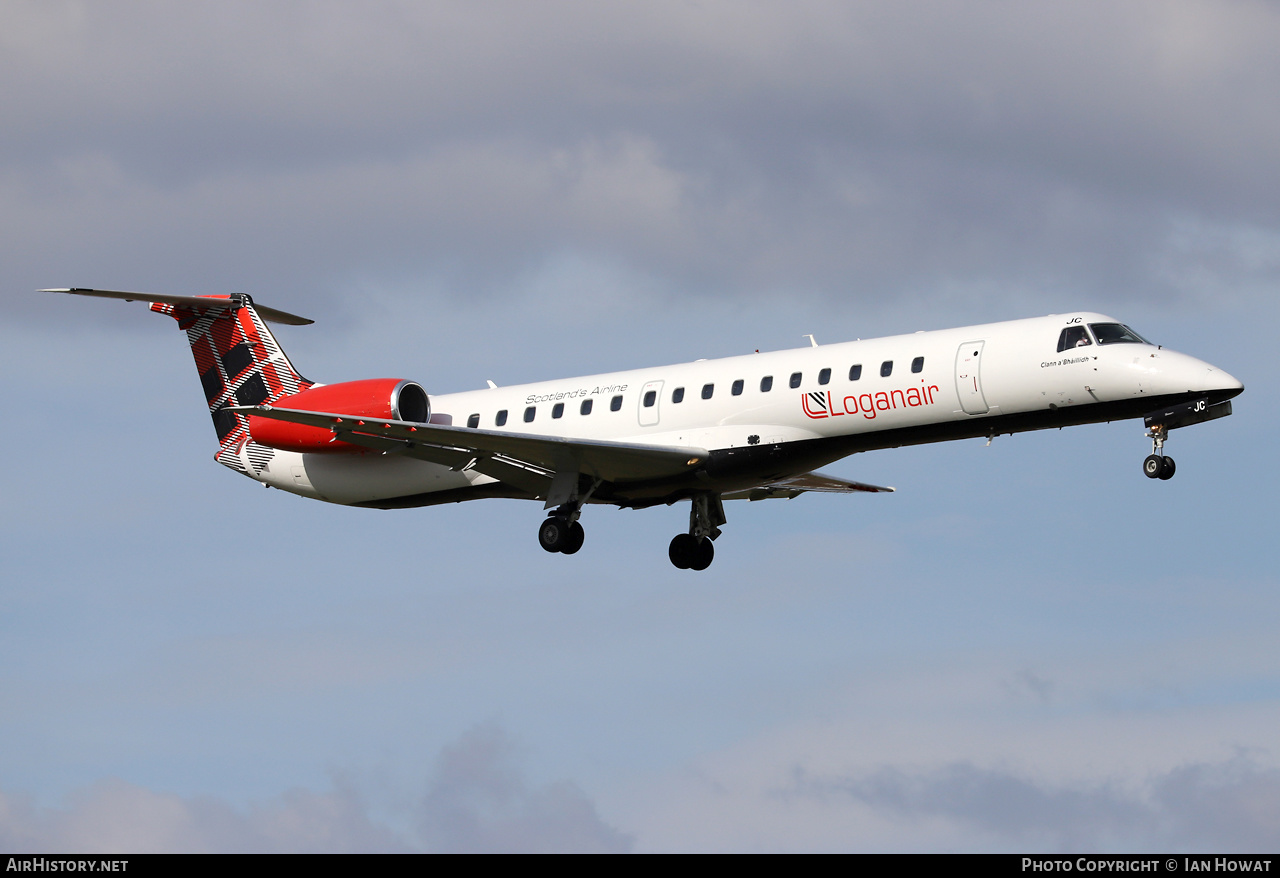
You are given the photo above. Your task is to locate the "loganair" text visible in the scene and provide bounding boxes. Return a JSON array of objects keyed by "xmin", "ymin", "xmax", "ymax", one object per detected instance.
[{"xmin": 801, "ymin": 381, "xmax": 940, "ymax": 420}]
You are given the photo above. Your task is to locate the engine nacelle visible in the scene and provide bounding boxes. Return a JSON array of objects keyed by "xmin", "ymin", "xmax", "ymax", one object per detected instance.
[{"xmin": 248, "ymin": 378, "xmax": 430, "ymax": 453}]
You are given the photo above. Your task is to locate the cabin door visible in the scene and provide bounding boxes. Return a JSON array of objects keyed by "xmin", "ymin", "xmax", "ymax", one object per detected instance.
[
  {"xmin": 954, "ymin": 341, "xmax": 990, "ymax": 415},
  {"xmin": 638, "ymin": 380, "xmax": 664, "ymax": 426}
]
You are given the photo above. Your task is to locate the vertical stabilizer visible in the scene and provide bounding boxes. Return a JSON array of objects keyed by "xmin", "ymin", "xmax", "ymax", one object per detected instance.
[
  {"xmin": 151, "ymin": 295, "xmax": 314, "ymax": 475},
  {"xmin": 43, "ymin": 288, "xmax": 314, "ymax": 476}
]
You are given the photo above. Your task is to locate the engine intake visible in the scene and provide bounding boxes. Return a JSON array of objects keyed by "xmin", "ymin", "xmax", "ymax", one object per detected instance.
[{"xmin": 248, "ymin": 378, "xmax": 430, "ymax": 453}]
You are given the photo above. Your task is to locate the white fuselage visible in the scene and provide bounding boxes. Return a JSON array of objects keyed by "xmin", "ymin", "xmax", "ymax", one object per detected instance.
[{"xmin": 253, "ymin": 312, "xmax": 1242, "ymax": 506}]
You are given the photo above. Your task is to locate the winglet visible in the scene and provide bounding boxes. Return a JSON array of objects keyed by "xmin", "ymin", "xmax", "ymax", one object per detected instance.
[{"xmin": 41, "ymin": 288, "xmax": 314, "ymax": 326}]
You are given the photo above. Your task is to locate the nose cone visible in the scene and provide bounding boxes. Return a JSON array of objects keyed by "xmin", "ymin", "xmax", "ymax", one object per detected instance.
[
  {"xmin": 1211, "ymin": 366, "xmax": 1245, "ymax": 401},
  {"xmin": 1157, "ymin": 350, "xmax": 1244, "ymax": 402}
]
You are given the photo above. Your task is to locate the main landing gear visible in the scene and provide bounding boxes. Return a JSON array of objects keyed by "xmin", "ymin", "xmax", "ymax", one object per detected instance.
[
  {"xmin": 669, "ymin": 493, "xmax": 725, "ymax": 571},
  {"xmin": 535, "ymin": 488, "xmax": 728, "ymax": 570},
  {"xmin": 1142, "ymin": 424, "xmax": 1176, "ymax": 480},
  {"xmin": 538, "ymin": 515, "xmax": 585, "ymax": 554},
  {"xmin": 537, "ymin": 477, "xmax": 600, "ymax": 555}
]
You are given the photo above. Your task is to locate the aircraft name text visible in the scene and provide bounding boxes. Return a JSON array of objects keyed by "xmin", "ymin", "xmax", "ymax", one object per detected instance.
[{"xmin": 525, "ymin": 384, "xmax": 629, "ymax": 405}]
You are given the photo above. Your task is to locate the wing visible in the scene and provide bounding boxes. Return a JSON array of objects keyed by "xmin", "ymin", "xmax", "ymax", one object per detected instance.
[
  {"xmin": 231, "ymin": 404, "xmax": 708, "ymax": 505},
  {"xmin": 723, "ymin": 471, "xmax": 895, "ymax": 501}
]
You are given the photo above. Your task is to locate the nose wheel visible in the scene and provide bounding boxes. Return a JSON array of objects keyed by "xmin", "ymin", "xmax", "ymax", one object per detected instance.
[
  {"xmin": 1143, "ymin": 454, "xmax": 1176, "ymax": 480},
  {"xmin": 1142, "ymin": 424, "xmax": 1176, "ymax": 480}
]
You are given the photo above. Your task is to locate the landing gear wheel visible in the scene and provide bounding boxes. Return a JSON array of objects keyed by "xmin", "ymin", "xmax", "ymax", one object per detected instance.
[
  {"xmin": 669, "ymin": 533, "xmax": 697, "ymax": 569},
  {"xmin": 669, "ymin": 533, "xmax": 714, "ymax": 570},
  {"xmin": 538, "ymin": 517, "xmax": 569, "ymax": 553},
  {"xmin": 561, "ymin": 521, "xmax": 585, "ymax": 554},
  {"xmin": 1158, "ymin": 456, "xmax": 1176, "ymax": 480},
  {"xmin": 1143, "ymin": 454, "xmax": 1165, "ymax": 479},
  {"xmin": 688, "ymin": 537, "xmax": 714, "ymax": 571}
]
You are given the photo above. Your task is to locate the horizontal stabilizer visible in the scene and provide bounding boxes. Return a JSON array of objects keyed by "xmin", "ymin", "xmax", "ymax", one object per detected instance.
[
  {"xmin": 42, "ymin": 288, "xmax": 313, "ymax": 326},
  {"xmin": 723, "ymin": 471, "xmax": 895, "ymax": 502}
]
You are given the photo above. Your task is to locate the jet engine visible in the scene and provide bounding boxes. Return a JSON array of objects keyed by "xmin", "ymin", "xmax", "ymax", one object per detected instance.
[{"xmin": 247, "ymin": 378, "xmax": 430, "ymax": 453}]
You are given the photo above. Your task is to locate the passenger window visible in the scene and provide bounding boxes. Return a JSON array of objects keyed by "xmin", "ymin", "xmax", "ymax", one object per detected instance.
[
  {"xmin": 911, "ymin": 356, "xmax": 924, "ymax": 373},
  {"xmin": 643, "ymin": 390, "xmax": 656, "ymax": 407},
  {"xmin": 580, "ymin": 399, "xmax": 592, "ymax": 415},
  {"xmin": 760, "ymin": 376, "xmax": 773, "ymax": 392},
  {"xmin": 818, "ymin": 368, "xmax": 831, "ymax": 385},
  {"xmin": 731, "ymin": 379, "xmax": 744, "ymax": 396},
  {"xmin": 610, "ymin": 395, "xmax": 623, "ymax": 411},
  {"xmin": 495, "ymin": 410, "xmax": 508, "ymax": 426},
  {"xmin": 789, "ymin": 372, "xmax": 802, "ymax": 389},
  {"xmin": 467, "ymin": 413, "xmax": 480, "ymax": 429},
  {"xmin": 672, "ymin": 387, "xmax": 685, "ymax": 403},
  {"xmin": 524, "ymin": 406, "xmax": 536, "ymax": 423},
  {"xmin": 701, "ymin": 383, "xmax": 714, "ymax": 399},
  {"xmin": 1058, "ymin": 325, "xmax": 1093, "ymax": 352},
  {"xmin": 849, "ymin": 364, "xmax": 862, "ymax": 381},
  {"xmin": 881, "ymin": 360, "xmax": 893, "ymax": 378},
  {"xmin": 552, "ymin": 403, "xmax": 564, "ymax": 419}
]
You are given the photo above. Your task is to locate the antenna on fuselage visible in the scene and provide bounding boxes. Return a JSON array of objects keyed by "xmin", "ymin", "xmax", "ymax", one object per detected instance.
[{"xmin": 803, "ymin": 334, "xmax": 818, "ymax": 347}]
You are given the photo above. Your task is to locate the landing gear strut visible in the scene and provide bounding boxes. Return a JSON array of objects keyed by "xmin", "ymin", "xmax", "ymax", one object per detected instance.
[
  {"xmin": 1143, "ymin": 424, "xmax": 1176, "ymax": 480},
  {"xmin": 669, "ymin": 493, "xmax": 725, "ymax": 571}
]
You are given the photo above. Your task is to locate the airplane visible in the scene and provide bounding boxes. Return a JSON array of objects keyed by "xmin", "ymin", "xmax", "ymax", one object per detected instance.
[{"xmin": 44, "ymin": 288, "xmax": 1243, "ymax": 571}]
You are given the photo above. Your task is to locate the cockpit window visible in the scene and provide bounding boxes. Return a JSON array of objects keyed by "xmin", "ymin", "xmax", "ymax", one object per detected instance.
[
  {"xmin": 1057, "ymin": 325, "xmax": 1093, "ymax": 352},
  {"xmin": 1089, "ymin": 323, "xmax": 1151, "ymax": 346}
]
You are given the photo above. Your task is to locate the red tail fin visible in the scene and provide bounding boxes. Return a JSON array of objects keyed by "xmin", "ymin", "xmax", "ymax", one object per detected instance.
[
  {"xmin": 43, "ymin": 288, "xmax": 314, "ymax": 476},
  {"xmin": 150, "ymin": 295, "xmax": 314, "ymax": 473}
]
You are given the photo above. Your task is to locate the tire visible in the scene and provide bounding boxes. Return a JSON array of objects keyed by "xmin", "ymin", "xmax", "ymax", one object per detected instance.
[
  {"xmin": 561, "ymin": 521, "xmax": 585, "ymax": 554},
  {"xmin": 538, "ymin": 517, "xmax": 568, "ymax": 552},
  {"xmin": 1143, "ymin": 454, "xmax": 1164, "ymax": 479},
  {"xmin": 688, "ymin": 537, "xmax": 715, "ymax": 571},
  {"xmin": 1158, "ymin": 456, "xmax": 1176, "ymax": 480},
  {"xmin": 669, "ymin": 533, "xmax": 696, "ymax": 569}
]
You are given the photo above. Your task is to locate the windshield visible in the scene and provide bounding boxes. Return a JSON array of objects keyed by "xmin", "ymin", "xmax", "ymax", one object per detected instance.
[{"xmin": 1089, "ymin": 323, "xmax": 1152, "ymax": 346}]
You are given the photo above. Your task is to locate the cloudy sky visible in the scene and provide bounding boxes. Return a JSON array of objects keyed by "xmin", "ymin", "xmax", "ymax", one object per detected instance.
[{"xmin": 3, "ymin": 0, "xmax": 1278, "ymax": 852}]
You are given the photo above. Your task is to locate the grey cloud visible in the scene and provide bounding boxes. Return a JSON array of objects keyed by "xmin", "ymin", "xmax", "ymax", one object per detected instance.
[
  {"xmin": 6, "ymin": 1, "xmax": 1280, "ymax": 320},
  {"xmin": 0, "ymin": 725, "xmax": 632, "ymax": 853},
  {"xmin": 0, "ymin": 777, "xmax": 407, "ymax": 854},
  {"xmin": 791, "ymin": 755, "xmax": 1280, "ymax": 852},
  {"xmin": 420, "ymin": 723, "xmax": 635, "ymax": 853}
]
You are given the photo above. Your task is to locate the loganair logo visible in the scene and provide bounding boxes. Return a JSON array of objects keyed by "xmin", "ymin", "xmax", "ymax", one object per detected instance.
[{"xmin": 802, "ymin": 381, "xmax": 940, "ymax": 420}]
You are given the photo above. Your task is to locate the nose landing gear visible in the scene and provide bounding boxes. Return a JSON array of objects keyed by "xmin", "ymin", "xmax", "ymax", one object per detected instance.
[{"xmin": 1142, "ymin": 424, "xmax": 1176, "ymax": 480}]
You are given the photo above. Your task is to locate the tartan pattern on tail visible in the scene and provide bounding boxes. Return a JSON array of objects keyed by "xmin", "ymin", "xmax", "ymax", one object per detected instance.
[{"xmin": 151, "ymin": 298, "xmax": 313, "ymax": 474}]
